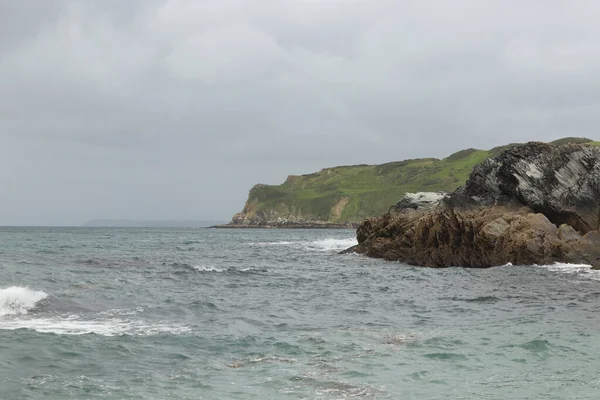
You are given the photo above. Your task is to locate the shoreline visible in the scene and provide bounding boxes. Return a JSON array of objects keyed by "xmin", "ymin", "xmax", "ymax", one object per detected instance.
[{"xmin": 210, "ymin": 223, "xmax": 359, "ymax": 229}]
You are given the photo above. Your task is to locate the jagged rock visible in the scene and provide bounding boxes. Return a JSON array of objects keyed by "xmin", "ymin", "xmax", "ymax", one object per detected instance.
[
  {"xmin": 354, "ymin": 142, "xmax": 600, "ymax": 267},
  {"xmin": 454, "ymin": 142, "xmax": 600, "ymax": 233}
]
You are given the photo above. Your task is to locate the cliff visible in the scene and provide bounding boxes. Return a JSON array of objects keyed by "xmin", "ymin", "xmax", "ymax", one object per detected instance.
[
  {"xmin": 353, "ymin": 141, "xmax": 600, "ymax": 268},
  {"xmin": 225, "ymin": 137, "xmax": 598, "ymax": 228}
]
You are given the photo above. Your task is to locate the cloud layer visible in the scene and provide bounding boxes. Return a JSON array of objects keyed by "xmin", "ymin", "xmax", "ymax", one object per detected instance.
[{"xmin": 2, "ymin": 0, "xmax": 600, "ymax": 225}]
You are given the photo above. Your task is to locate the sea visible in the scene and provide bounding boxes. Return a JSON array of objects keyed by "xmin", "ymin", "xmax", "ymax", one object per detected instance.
[{"xmin": 1, "ymin": 227, "xmax": 600, "ymax": 399}]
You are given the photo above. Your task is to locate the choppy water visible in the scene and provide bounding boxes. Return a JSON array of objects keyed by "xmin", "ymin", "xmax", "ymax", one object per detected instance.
[{"xmin": 2, "ymin": 227, "xmax": 600, "ymax": 399}]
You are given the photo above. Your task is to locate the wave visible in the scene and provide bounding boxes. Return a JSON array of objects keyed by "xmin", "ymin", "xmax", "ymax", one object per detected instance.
[
  {"xmin": 98, "ymin": 307, "xmax": 145, "ymax": 316},
  {"xmin": 0, "ymin": 316, "xmax": 191, "ymax": 336},
  {"xmin": 249, "ymin": 237, "xmax": 357, "ymax": 252},
  {"xmin": 0, "ymin": 287, "xmax": 48, "ymax": 317},
  {"xmin": 193, "ymin": 265, "xmax": 268, "ymax": 274},
  {"xmin": 250, "ymin": 241, "xmax": 294, "ymax": 246},
  {"xmin": 167, "ymin": 263, "xmax": 267, "ymax": 274},
  {"xmin": 448, "ymin": 295, "xmax": 501, "ymax": 303},
  {"xmin": 228, "ymin": 355, "xmax": 297, "ymax": 368},
  {"xmin": 79, "ymin": 258, "xmax": 103, "ymax": 265},
  {"xmin": 535, "ymin": 263, "xmax": 600, "ymax": 280},
  {"xmin": 193, "ymin": 265, "xmax": 225, "ymax": 273},
  {"xmin": 0, "ymin": 291, "xmax": 190, "ymax": 336},
  {"xmin": 306, "ymin": 238, "xmax": 357, "ymax": 251}
]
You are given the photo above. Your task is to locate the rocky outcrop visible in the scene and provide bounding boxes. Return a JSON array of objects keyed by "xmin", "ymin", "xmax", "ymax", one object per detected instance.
[
  {"xmin": 456, "ymin": 142, "xmax": 600, "ymax": 232},
  {"xmin": 226, "ymin": 206, "xmax": 357, "ymax": 229},
  {"xmin": 354, "ymin": 142, "xmax": 600, "ymax": 267}
]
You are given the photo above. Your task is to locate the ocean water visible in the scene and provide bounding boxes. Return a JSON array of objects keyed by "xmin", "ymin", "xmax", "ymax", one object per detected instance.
[{"xmin": 2, "ymin": 227, "xmax": 600, "ymax": 399}]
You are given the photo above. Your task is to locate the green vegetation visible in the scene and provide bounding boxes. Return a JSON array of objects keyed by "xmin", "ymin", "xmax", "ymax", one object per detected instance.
[
  {"xmin": 237, "ymin": 138, "xmax": 595, "ymax": 224},
  {"xmin": 550, "ymin": 137, "xmax": 593, "ymax": 146}
]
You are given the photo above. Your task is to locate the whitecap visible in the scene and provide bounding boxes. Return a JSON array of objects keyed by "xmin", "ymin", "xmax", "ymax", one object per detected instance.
[
  {"xmin": 0, "ymin": 286, "xmax": 48, "ymax": 317},
  {"xmin": 239, "ymin": 267, "xmax": 267, "ymax": 273},
  {"xmin": 305, "ymin": 238, "xmax": 358, "ymax": 252},
  {"xmin": 193, "ymin": 265, "xmax": 225, "ymax": 272},
  {"xmin": 248, "ymin": 237, "xmax": 357, "ymax": 252},
  {"xmin": 0, "ymin": 317, "xmax": 191, "ymax": 336},
  {"xmin": 248, "ymin": 241, "xmax": 294, "ymax": 246},
  {"xmin": 536, "ymin": 263, "xmax": 600, "ymax": 281}
]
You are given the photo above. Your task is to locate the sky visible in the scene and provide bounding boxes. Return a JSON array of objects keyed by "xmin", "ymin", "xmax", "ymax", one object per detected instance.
[{"xmin": 2, "ymin": 0, "xmax": 600, "ymax": 225}]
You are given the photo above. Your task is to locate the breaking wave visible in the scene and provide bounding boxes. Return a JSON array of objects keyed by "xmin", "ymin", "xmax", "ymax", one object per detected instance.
[
  {"xmin": 535, "ymin": 263, "xmax": 600, "ymax": 280},
  {"xmin": 250, "ymin": 241, "xmax": 294, "ymax": 246},
  {"xmin": 306, "ymin": 238, "xmax": 357, "ymax": 251},
  {"xmin": 249, "ymin": 237, "xmax": 357, "ymax": 252},
  {"xmin": 0, "ymin": 316, "xmax": 191, "ymax": 336},
  {"xmin": 193, "ymin": 265, "xmax": 225, "ymax": 272},
  {"xmin": 168, "ymin": 263, "xmax": 266, "ymax": 274},
  {"xmin": 0, "ymin": 288, "xmax": 189, "ymax": 336},
  {"xmin": 193, "ymin": 265, "xmax": 268, "ymax": 274},
  {"xmin": 0, "ymin": 286, "xmax": 48, "ymax": 317}
]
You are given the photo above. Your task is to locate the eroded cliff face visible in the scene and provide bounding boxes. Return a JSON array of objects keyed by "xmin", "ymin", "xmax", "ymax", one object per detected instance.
[
  {"xmin": 355, "ymin": 142, "xmax": 600, "ymax": 267},
  {"xmin": 231, "ymin": 205, "xmax": 316, "ymax": 226},
  {"xmin": 230, "ymin": 193, "xmax": 356, "ymax": 228}
]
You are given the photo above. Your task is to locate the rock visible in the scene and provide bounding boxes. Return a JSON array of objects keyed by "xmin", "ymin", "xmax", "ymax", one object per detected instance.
[
  {"xmin": 394, "ymin": 192, "xmax": 447, "ymax": 211},
  {"xmin": 339, "ymin": 245, "xmax": 358, "ymax": 254},
  {"xmin": 557, "ymin": 224, "xmax": 580, "ymax": 242},
  {"xmin": 454, "ymin": 142, "xmax": 600, "ymax": 233},
  {"xmin": 354, "ymin": 142, "xmax": 600, "ymax": 267}
]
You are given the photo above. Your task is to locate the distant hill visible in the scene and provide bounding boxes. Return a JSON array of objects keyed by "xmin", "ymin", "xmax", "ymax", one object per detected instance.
[
  {"xmin": 82, "ymin": 219, "xmax": 225, "ymax": 228},
  {"xmin": 229, "ymin": 137, "xmax": 600, "ymax": 226}
]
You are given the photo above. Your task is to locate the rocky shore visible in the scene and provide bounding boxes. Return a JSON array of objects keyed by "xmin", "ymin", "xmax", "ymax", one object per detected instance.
[{"xmin": 351, "ymin": 142, "xmax": 600, "ymax": 268}]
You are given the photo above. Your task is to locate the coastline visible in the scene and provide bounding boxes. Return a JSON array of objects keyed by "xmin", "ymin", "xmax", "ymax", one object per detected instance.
[{"xmin": 210, "ymin": 223, "xmax": 359, "ymax": 229}]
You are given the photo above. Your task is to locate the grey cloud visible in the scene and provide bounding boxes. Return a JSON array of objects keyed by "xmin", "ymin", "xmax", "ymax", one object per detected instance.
[{"xmin": 2, "ymin": 0, "xmax": 600, "ymax": 225}]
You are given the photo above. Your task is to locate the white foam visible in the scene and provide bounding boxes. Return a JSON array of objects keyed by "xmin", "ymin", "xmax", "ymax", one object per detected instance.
[
  {"xmin": 306, "ymin": 238, "xmax": 358, "ymax": 252},
  {"xmin": 536, "ymin": 262, "xmax": 600, "ymax": 281},
  {"xmin": 0, "ymin": 287, "xmax": 48, "ymax": 317},
  {"xmin": 193, "ymin": 265, "xmax": 225, "ymax": 272},
  {"xmin": 248, "ymin": 237, "xmax": 357, "ymax": 252},
  {"xmin": 240, "ymin": 268, "xmax": 260, "ymax": 272},
  {"xmin": 0, "ymin": 317, "xmax": 191, "ymax": 336},
  {"xmin": 249, "ymin": 241, "xmax": 294, "ymax": 246}
]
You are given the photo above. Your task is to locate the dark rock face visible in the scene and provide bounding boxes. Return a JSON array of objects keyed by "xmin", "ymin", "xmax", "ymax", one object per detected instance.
[
  {"xmin": 354, "ymin": 142, "xmax": 600, "ymax": 267},
  {"xmin": 457, "ymin": 142, "xmax": 600, "ymax": 233}
]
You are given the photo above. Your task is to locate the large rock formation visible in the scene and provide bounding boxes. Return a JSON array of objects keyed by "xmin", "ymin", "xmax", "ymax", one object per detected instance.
[{"xmin": 354, "ymin": 142, "xmax": 600, "ymax": 267}]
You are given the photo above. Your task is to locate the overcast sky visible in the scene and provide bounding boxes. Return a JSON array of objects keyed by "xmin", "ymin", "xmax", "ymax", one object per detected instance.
[{"xmin": 2, "ymin": 0, "xmax": 600, "ymax": 225}]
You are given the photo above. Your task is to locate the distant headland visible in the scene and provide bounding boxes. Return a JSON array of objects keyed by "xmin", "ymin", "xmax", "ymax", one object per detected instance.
[{"xmin": 219, "ymin": 137, "xmax": 599, "ymax": 229}]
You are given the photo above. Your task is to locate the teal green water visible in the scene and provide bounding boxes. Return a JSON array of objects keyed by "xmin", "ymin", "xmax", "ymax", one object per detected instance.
[{"xmin": 1, "ymin": 227, "xmax": 600, "ymax": 399}]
